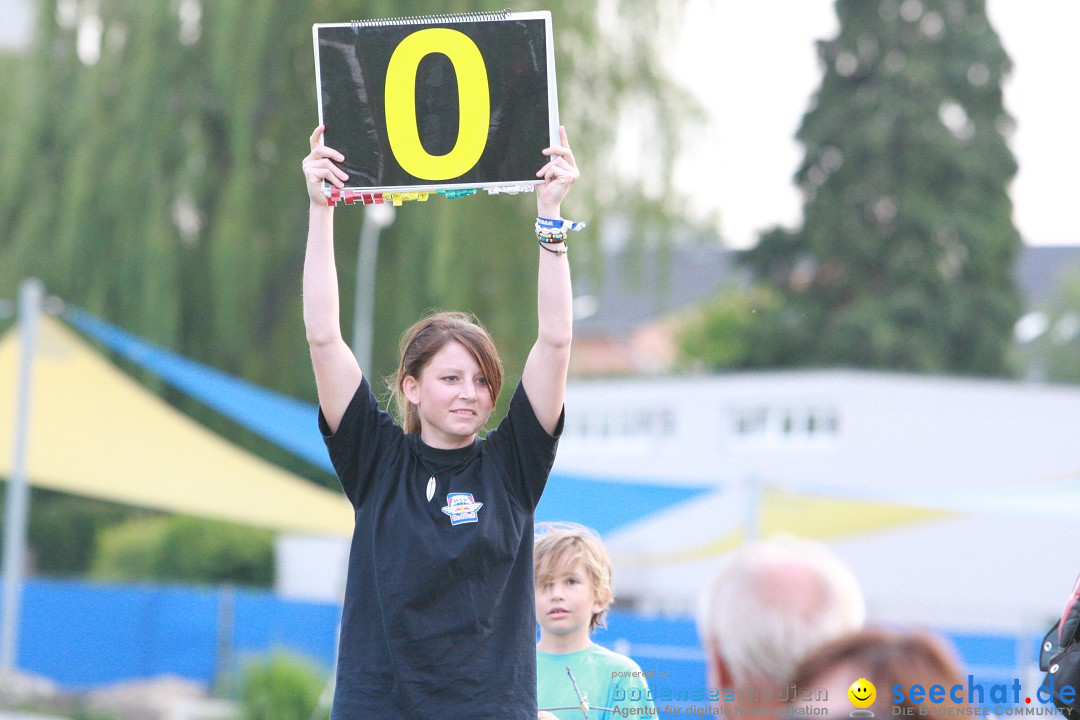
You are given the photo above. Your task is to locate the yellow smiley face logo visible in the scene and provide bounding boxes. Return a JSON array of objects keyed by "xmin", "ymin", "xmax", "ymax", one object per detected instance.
[{"xmin": 848, "ymin": 678, "xmax": 876, "ymax": 708}]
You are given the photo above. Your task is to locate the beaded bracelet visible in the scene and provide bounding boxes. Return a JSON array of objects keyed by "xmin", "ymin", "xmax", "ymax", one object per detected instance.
[{"xmin": 537, "ymin": 230, "xmax": 568, "ymax": 243}]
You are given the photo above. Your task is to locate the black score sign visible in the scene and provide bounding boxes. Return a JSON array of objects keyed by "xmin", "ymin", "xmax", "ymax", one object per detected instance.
[{"xmin": 313, "ymin": 12, "xmax": 557, "ymax": 193}]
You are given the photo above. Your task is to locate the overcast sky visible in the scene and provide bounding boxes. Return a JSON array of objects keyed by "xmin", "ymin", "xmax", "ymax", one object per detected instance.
[{"xmin": 674, "ymin": 0, "xmax": 1080, "ymax": 248}]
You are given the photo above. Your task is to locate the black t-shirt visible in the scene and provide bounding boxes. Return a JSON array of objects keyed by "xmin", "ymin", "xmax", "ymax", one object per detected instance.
[{"xmin": 320, "ymin": 376, "xmax": 562, "ymax": 720}]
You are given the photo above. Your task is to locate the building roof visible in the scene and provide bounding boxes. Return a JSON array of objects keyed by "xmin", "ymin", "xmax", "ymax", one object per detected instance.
[
  {"xmin": 574, "ymin": 243, "xmax": 1080, "ymax": 336},
  {"xmin": 573, "ymin": 244, "xmax": 741, "ymax": 335},
  {"xmin": 1014, "ymin": 244, "xmax": 1080, "ymax": 305}
]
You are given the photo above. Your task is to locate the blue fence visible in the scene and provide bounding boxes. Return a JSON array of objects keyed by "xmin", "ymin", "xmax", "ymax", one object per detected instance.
[
  {"xmin": 3, "ymin": 578, "xmax": 1042, "ymax": 718},
  {"xmin": 13, "ymin": 578, "xmax": 339, "ymax": 689}
]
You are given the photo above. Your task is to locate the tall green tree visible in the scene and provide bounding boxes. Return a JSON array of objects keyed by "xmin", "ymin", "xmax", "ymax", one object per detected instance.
[
  {"xmin": 707, "ymin": 0, "xmax": 1021, "ymax": 375},
  {"xmin": 0, "ymin": 0, "xmax": 697, "ymax": 418}
]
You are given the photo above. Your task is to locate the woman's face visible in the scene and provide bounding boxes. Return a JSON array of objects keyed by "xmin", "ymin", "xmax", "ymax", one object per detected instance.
[{"xmin": 403, "ymin": 340, "xmax": 494, "ymax": 449}]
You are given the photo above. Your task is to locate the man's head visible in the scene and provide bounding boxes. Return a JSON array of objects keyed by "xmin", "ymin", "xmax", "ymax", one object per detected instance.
[{"xmin": 698, "ymin": 535, "xmax": 866, "ymax": 705}]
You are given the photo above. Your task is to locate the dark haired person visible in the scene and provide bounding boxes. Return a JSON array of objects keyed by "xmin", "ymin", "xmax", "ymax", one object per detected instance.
[{"xmin": 790, "ymin": 627, "xmax": 966, "ymax": 716}]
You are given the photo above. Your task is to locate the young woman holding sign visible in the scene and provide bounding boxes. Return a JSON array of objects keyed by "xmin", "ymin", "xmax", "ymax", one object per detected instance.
[{"xmin": 301, "ymin": 125, "xmax": 578, "ymax": 720}]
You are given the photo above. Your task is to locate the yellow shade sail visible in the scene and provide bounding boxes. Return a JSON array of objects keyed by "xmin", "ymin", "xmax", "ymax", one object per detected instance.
[
  {"xmin": 0, "ymin": 315, "xmax": 353, "ymax": 536},
  {"xmin": 619, "ymin": 488, "xmax": 953, "ymax": 568}
]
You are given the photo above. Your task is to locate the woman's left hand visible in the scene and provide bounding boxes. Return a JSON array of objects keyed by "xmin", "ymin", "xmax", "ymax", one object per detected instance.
[{"xmin": 536, "ymin": 125, "xmax": 579, "ymax": 218}]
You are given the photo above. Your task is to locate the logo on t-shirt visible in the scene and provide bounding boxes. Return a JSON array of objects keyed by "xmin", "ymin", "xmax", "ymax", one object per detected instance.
[{"xmin": 441, "ymin": 493, "xmax": 484, "ymax": 525}]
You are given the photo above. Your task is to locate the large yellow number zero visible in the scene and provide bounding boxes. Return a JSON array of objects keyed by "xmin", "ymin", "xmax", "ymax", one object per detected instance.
[{"xmin": 385, "ymin": 28, "xmax": 490, "ymax": 180}]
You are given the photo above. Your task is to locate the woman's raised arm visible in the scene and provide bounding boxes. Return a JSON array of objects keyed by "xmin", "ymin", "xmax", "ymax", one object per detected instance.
[
  {"xmin": 301, "ymin": 125, "xmax": 362, "ymax": 433},
  {"xmin": 521, "ymin": 126, "xmax": 578, "ymax": 435}
]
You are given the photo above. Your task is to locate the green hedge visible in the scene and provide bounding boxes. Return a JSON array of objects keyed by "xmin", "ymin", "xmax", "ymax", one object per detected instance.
[
  {"xmin": 16, "ymin": 489, "xmax": 140, "ymax": 576},
  {"xmin": 239, "ymin": 652, "xmax": 330, "ymax": 720},
  {"xmin": 91, "ymin": 514, "xmax": 274, "ymax": 586}
]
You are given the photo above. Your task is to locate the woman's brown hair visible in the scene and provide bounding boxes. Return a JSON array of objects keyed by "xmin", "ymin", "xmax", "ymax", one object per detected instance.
[
  {"xmin": 792, "ymin": 627, "xmax": 965, "ymax": 713},
  {"xmin": 392, "ymin": 311, "xmax": 503, "ymax": 435}
]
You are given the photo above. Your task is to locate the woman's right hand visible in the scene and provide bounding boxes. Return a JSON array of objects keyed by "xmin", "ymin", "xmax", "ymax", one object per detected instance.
[{"xmin": 302, "ymin": 125, "xmax": 350, "ymax": 206}]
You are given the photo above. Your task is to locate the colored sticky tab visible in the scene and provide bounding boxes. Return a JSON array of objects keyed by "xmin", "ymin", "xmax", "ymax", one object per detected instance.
[
  {"xmin": 327, "ymin": 185, "xmax": 342, "ymax": 207},
  {"xmin": 485, "ymin": 184, "xmax": 535, "ymax": 195},
  {"xmin": 384, "ymin": 192, "xmax": 431, "ymax": 206},
  {"xmin": 439, "ymin": 189, "xmax": 479, "ymax": 200}
]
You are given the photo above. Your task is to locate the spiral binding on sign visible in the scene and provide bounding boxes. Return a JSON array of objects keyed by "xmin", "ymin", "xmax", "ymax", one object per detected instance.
[{"xmin": 351, "ymin": 9, "xmax": 511, "ymax": 27}]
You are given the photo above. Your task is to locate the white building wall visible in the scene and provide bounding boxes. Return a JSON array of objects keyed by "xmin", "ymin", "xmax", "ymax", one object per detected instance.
[
  {"xmin": 556, "ymin": 370, "xmax": 1080, "ymax": 632},
  {"xmin": 274, "ymin": 533, "xmax": 349, "ymax": 603},
  {"xmin": 558, "ymin": 370, "xmax": 1080, "ymax": 491}
]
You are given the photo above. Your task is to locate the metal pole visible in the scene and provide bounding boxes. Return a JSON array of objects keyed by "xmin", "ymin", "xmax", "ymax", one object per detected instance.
[
  {"xmin": 352, "ymin": 219, "xmax": 379, "ymax": 372},
  {"xmin": 352, "ymin": 204, "xmax": 395, "ymax": 371},
  {"xmin": 1, "ymin": 277, "xmax": 43, "ymax": 670},
  {"xmin": 215, "ymin": 585, "xmax": 235, "ymax": 691}
]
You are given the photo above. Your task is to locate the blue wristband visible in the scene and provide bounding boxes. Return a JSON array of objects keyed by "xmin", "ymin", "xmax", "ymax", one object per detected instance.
[{"xmin": 535, "ymin": 217, "xmax": 587, "ymax": 234}]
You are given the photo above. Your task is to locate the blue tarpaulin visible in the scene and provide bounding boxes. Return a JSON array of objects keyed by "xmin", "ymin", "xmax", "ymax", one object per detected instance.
[{"xmin": 64, "ymin": 308, "xmax": 712, "ymax": 534}]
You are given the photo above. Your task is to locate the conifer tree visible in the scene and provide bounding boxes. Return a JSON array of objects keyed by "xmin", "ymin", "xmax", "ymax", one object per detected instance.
[{"xmin": 735, "ymin": 0, "xmax": 1021, "ymax": 374}]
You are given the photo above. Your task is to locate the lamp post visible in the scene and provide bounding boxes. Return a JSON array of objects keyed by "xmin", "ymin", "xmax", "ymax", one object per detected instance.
[
  {"xmin": 1, "ymin": 277, "xmax": 43, "ymax": 670},
  {"xmin": 352, "ymin": 203, "xmax": 396, "ymax": 371}
]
